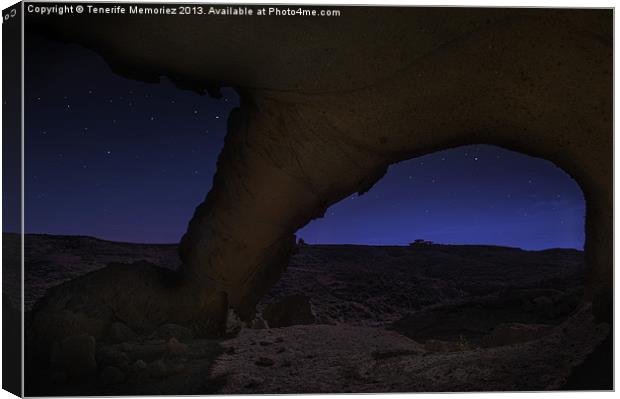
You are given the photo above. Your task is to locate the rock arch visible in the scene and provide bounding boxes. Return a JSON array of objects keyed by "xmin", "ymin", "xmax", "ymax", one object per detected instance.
[{"xmin": 27, "ymin": 8, "xmax": 611, "ymax": 352}]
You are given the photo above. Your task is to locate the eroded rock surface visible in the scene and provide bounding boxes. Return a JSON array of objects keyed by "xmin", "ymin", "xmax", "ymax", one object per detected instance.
[{"xmin": 262, "ymin": 295, "xmax": 316, "ymax": 328}]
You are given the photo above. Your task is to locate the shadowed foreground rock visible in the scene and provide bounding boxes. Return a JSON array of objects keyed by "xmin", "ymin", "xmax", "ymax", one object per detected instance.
[
  {"xmin": 29, "ymin": 262, "xmax": 227, "ymax": 357},
  {"xmin": 262, "ymin": 295, "xmax": 316, "ymax": 328}
]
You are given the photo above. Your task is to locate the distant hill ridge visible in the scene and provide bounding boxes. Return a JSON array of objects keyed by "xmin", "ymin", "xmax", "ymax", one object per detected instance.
[{"xmin": 4, "ymin": 233, "xmax": 583, "ymax": 253}]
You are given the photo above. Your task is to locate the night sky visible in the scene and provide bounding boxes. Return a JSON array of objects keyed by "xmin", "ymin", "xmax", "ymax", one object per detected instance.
[{"xmin": 23, "ymin": 35, "xmax": 585, "ymax": 250}]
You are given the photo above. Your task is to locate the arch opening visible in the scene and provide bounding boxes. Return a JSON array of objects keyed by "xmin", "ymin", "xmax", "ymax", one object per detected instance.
[
  {"xmin": 298, "ymin": 144, "xmax": 585, "ymax": 250},
  {"xmin": 251, "ymin": 145, "xmax": 587, "ymax": 350}
]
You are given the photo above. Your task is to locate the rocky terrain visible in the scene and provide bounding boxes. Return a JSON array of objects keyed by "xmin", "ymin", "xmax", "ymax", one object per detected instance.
[{"xmin": 5, "ymin": 234, "xmax": 608, "ymax": 394}]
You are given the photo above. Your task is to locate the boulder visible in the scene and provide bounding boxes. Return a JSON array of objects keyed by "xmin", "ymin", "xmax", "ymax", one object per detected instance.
[
  {"xmin": 225, "ymin": 309, "xmax": 244, "ymax": 335},
  {"xmin": 262, "ymin": 295, "xmax": 316, "ymax": 328}
]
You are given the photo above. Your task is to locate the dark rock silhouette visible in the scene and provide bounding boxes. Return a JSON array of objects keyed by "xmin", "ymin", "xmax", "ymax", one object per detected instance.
[{"xmin": 262, "ymin": 295, "xmax": 316, "ymax": 328}]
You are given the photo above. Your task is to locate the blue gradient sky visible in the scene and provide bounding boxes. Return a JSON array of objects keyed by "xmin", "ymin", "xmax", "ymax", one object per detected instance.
[
  {"xmin": 297, "ymin": 146, "xmax": 584, "ymax": 250},
  {"xmin": 22, "ymin": 35, "xmax": 585, "ymax": 250}
]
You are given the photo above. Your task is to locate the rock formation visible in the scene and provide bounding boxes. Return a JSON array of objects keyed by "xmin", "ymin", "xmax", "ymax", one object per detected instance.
[
  {"xmin": 262, "ymin": 295, "xmax": 316, "ymax": 328},
  {"xmin": 26, "ymin": 6, "xmax": 611, "ymax": 356}
]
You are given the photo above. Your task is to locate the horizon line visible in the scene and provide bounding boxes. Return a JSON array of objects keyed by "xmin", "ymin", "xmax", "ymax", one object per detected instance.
[{"xmin": 4, "ymin": 231, "xmax": 584, "ymax": 252}]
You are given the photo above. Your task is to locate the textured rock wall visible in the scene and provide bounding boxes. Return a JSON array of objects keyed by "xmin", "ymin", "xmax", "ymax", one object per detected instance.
[{"xmin": 27, "ymin": 7, "xmax": 612, "ymax": 326}]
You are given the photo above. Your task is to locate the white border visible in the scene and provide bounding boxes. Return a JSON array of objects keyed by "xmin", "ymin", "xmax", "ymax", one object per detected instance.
[{"xmin": 0, "ymin": 1, "xmax": 617, "ymax": 399}]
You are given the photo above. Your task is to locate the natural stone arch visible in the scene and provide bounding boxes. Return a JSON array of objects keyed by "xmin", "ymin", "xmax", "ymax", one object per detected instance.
[
  {"xmin": 177, "ymin": 91, "xmax": 610, "ymax": 323},
  {"xmin": 26, "ymin": 8, "xmax": 611, "ymax": 356}
]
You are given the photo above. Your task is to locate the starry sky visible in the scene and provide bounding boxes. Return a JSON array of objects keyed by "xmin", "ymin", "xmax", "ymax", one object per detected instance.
[{"xmin": 21, "ymin": 34, "xmax": 585, "ymax": 250}]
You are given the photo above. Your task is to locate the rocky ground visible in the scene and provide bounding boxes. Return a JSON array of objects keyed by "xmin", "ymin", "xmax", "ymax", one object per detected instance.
[{"xmin": 5, "ymin": 234, "xmax": 609, "ymax": 394}]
